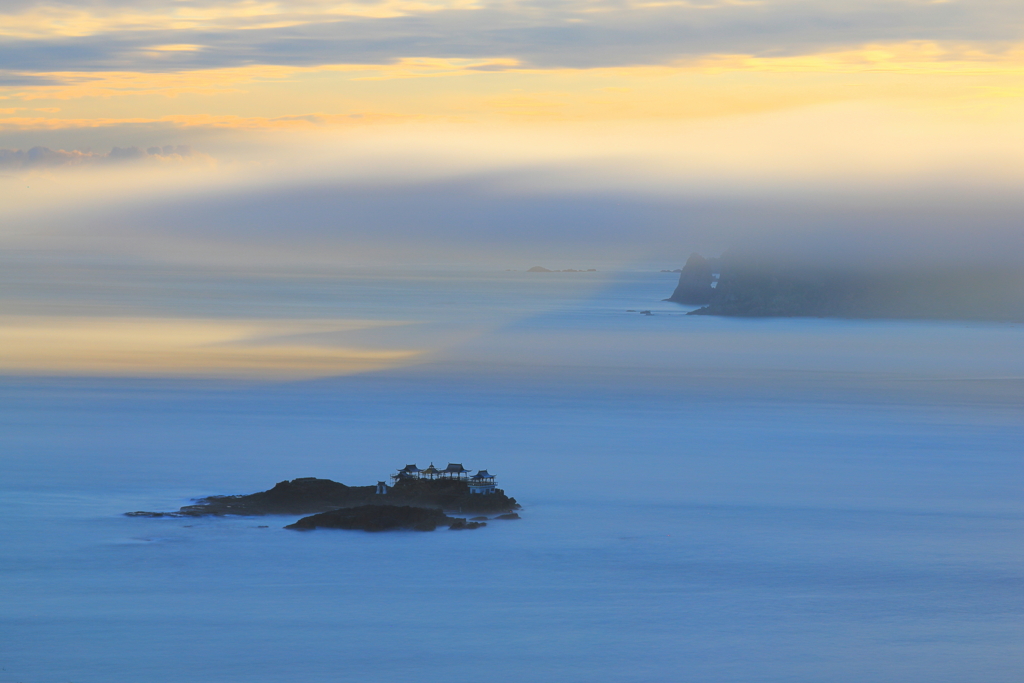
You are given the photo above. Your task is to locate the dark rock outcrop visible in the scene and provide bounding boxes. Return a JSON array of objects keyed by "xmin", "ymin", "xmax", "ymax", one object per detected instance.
[
  {"xmin": 127, "ymin": 477, "xmax": 373, "ymax": 517},
  {"xmin": 527, "ymin": 266, "xmax": 553, "ymax": 272},
  {"xmin": 286, "ymin": 505, "xmax": 470, "ymax": 532},
  {"xmin": 385, "ymin": 477, "xmax": 519, "ymax": 514},
  {"xmin": 448, "ymin": 518, "xmax": 486, "ymax": 530},
  {"xmin": 126, "ymin": 476, "xmax": 519, "ymax": 518},
  {"xmin": 665, "ymin": 253, "xmax": 716, "ymax": 305}
]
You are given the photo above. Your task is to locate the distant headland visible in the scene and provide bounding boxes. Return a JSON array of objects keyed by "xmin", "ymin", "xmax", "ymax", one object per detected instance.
[
  {"xmin": 666, "ymin": 251, "xmax": 1024, "ymax": 322},
  {"xmin": 127, "ymin": 463, "xmax": 520, "ymax": 532},
  {"xmin": 526, "ymin": 266, "xmax": 598, "ymax": 272}
]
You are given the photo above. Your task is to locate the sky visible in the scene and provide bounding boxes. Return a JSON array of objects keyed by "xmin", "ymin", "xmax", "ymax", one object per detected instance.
[
  {"xmin": 2, "ymin": 0, "xmax": 1024, "ymax": 269},
  {"xmin": 2, "ymin": 0, "xmax": 1024, "ymax": 266},
  {"xmin": 2, "ymin": 0, "xmax": 1024, "ymax": 377}
]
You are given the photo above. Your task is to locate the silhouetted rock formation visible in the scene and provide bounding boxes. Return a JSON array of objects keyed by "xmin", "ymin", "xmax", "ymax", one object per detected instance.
[
  {"xmin": 671, "ymin": 251, "xmax": 1024, "ymax": 321},
  {"xmin": 126, "ymin": 476, "xmax": 519, "ymax": 518},
  {"xmin": 528, "ymin": 266, "xmax": 553, "ymax": 272},
  {"xmin": 385, "ymin": 477, "xmax": 518, "ymax": 514},
  {"xmin": 665, "ymin": 253, "xmax": 716, "ymax": 305},
  {"xmin": 448, "ymin": 518, "xmax": 486, "ymax": 530},
  {"xmin": 285, "ymin": 505, "xmax": 474, "ymax": 532},
  {"xmin": 126, "ymin": 478, "xmax": 369, "ymax": 517}
]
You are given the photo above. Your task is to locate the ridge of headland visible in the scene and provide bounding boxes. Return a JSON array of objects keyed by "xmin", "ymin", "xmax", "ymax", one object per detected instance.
[{"xmin": 666, "ymin": 252, "xmax": 1024, "ymax": 322}]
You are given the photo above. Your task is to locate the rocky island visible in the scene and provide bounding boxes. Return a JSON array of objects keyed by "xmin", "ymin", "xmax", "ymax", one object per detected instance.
[
  {"xmin": 666, "ymin": 251, "xmax": 1024, "ymax": 322},
  {"xmin": 126, "ymin": 463, "xmax": 520, "ymax": 532}
]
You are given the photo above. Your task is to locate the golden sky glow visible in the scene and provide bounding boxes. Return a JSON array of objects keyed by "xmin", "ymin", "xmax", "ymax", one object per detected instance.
[
  {"xmin": 0, "ymin": 317, "xmax": 422, "ymax": 379},
  {"xmin": 2, "ymin": 42, "xmax": 1023, "ymax": 136},
  {"xmin": 3, "ymin": 1, "xmax": 1024, "ymax": 131}
]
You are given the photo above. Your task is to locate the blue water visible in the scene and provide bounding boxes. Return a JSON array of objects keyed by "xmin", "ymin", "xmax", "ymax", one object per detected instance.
[{"xmin": 2, "ymin": 268, "xmax": 1023, "ymax": 682}]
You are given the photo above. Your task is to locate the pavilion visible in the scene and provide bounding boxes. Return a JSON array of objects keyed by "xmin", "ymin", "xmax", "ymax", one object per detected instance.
[
  {"xmin": 439, "ymin": 463, "xmax": 470, "ymax": 480},
  {"xmin": 389, "ymin": 463, "xmax": 498, "ymax": 494},
  {"xmin": 391, "ymin": 464, "xmax": 422, "ymax": 483},
  {"xmin": 468, "ymin": 470, "xmax": 497, "ymax": 495}
]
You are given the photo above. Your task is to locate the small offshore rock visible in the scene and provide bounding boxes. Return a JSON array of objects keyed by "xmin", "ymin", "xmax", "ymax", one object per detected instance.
[
  {"xmin": 286, "ymin": 505, "xmax": 455, "ymax": 532},
  {"xmin": 470, "ymin": 516, "xmax": 489, "ymax": 521},
  {"xmin": 495, "ymin": 512, "xmax": 521, "ymax": 520},
  {"xmin": 449, "ymin": 519, "xmax": 486, "ymax": 530}
]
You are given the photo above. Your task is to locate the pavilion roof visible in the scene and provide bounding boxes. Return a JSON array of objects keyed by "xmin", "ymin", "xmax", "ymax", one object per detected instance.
[
  {"xmin": 472, "ymin": 470, "xmax": 494, "ymax": 479},
  {"xmin": 421, "ymin": 463, "xmax": 440, "ymax": 474},
  {"xmin": 442, "ymin": 463, "xmax": 468, "ymax": 473},
  {"xmin": 399, "ymin": 464, "xmax": 420, "ymax": 473}
]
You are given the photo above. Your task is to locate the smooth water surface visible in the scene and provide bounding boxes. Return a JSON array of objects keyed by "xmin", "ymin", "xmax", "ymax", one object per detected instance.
[{"xmin": 2, "ymin": 267, "xmax": 1023, "ymax": 682}]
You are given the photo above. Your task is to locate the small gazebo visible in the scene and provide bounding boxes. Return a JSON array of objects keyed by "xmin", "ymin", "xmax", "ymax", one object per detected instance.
[
  {"xmin": 420, "ymin": 463, "xmax": 440, "ymax": 479},
  {"xmin": 391, "ymin": 464, "xmax": 421, "ymax": 484},
  {"xmin": 440, "ymin": 463, "xmax": 470, "ymax": 480}
]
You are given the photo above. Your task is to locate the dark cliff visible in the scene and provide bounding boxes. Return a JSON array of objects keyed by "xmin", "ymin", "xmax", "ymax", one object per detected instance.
[
  {"xmin": 665, "ymin": 253, "xmax": 716, "ymax": 305},
  {"xmin": 671, "ymin": 252, "xmax": 1024, "ymax": 322}
]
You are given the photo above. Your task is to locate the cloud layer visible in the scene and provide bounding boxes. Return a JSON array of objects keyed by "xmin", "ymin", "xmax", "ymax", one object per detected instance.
[
  {"xmin": 1, "ymin": 0, "xmax": 1022, "ymax": 276},
  {"xmin": 0, "ymin": 144, "xmax": 194, "ymax": 169},
  {"xmin": 3, "ymin": 1, "xmax": 1024, "ymax": 73}
]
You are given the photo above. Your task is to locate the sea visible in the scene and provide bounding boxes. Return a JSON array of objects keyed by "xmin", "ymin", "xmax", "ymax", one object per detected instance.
[{"xmin": 2, "ymin": 266, "xmax": 1023, "ymax": 683}]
